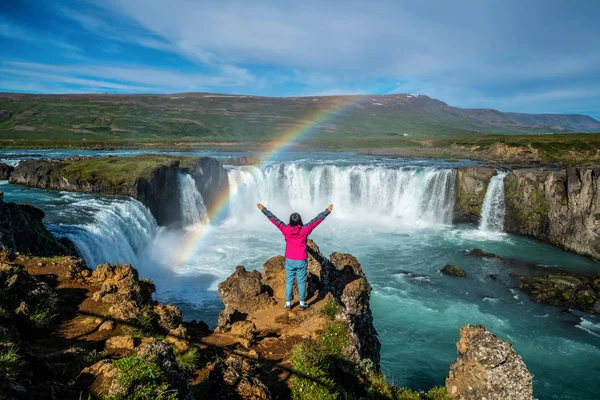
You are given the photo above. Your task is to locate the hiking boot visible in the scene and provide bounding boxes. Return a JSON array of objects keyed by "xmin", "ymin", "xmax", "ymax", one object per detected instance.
[{"xmin": 298, "ymin": 304, "xmax": 308, "ymax": 311}]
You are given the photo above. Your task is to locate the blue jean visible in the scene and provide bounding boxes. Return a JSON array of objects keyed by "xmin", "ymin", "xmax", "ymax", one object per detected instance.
[{"xmin": 285, "ymin": 258, "xmax": 308, "ymax": 302}]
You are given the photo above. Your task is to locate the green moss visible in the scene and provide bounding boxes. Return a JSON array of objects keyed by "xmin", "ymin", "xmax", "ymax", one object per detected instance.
[{"xmin": 83, "ymin": 349, "xmax": 108, "ymax": 367}]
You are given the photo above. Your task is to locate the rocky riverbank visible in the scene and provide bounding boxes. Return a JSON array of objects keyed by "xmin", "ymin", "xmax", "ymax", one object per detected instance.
[
  {"xmin": 0, "ymin": 199, "xmax": 537, "ymax": 399},
  {"xmin": 8, "ymin": 155, "xmax": 229, "ymax": 227}
]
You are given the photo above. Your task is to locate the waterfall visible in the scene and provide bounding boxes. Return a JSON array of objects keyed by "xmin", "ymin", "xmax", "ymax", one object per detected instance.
[
  {"xmin": 48, "ymin": 197, "xmax": 159, "ymax": 268},
  {"xmin": 479, "ymin": 171, "xmax": 507, "ymax": 232},
  {"xmin": 178, "ymin": 173, "xmax": 208, "ymax": 226},
  {"xmin": 226, "ymin": 164, "xmax": 456, "ymax": 226}
]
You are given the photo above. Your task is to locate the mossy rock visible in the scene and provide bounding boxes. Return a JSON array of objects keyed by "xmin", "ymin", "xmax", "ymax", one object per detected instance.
[{"xmin": 440, "ymin": 264, "xmax": 466, "ymax": 277}]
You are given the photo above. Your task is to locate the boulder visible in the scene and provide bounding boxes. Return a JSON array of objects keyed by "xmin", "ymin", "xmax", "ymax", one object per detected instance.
[
  {"xmin": 154, "ymin": 304, "xmax": 183, "ymax": 331},
  {"xmin": 466, "ymin": 248, "xmax": 496, "ymax": 258},
  {"xmin": 217, "ymin": 266, "xmax": 274, "ymax": 315},
  {"xmin": 166, "ymin": 325, "xmax": 191, "ymax": 353},
  {"xmin": 208, "ymin": 361, "xmax": 271, "ymax": 399},
  {"xmin": 230, "ymin": 320, "xmax": 256, "ymax": 340},
  {"xmin": 441, "ymin": 264, "xmax": 467, "ymax": 277},
  {"xmin": 446, "ymin": 324, "xmax": 534, "ymax": 400},
  {"xmin": 261, "ymin": 255, "xmax": 286, "ymax": 299},
  {"xmin": 105, "ymin": 335, "xmax": 135, "ymax": 351}
]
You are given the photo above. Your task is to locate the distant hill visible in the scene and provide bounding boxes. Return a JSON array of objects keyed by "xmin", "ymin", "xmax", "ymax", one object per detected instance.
[{"xmin": 0, "ymin": 92, "xmax": 598, "ymax": 142}]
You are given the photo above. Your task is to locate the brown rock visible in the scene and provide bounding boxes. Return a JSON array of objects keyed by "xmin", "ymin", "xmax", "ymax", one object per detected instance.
[
  {"xmin": 166, "ymin": 325, "xmax": 191, "ymax": 353},
  {"xmin": 154, "ymin": 304, "xmax": 183, "ymax": 332},
  {"xmin": 454, "ymin": 167, "xmax": 497, "ymax": 223},
  {"xmin": 446, "ymin": 324, "xmax": 534, "ymax": 400},
  {"xmin": 230, "ymin": 320, "xmax": 256, "ymax": 340},
  {"xmin": 261, "ymin": 255, "xmax": 286, "ymax": 299},
  {"xmin": 441, "ymin": 264, "xmax": 467, "ymax": 277},
  {"xmin": 209, "ymin": 361, "xmax": 271, "ymax": 399},
  {"xmin": 105, "ymin": 335, "xmax": 135, "ymax": 351},
  {"xmin": 14, "ymin": 301, "xmax": 29, "ymax": 316},
  {"xmin": 217, "ymin": 266, "xmax": 274, "ymax": 315},
  {"xmin": 98, "ymin": 320, "xmax": 116, "ymax": 331}
]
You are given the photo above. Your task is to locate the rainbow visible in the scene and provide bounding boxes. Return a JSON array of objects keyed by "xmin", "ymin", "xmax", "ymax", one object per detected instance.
[{"xmin": 174, "ymin": 95, "xmax": 365, "ymax": 268}]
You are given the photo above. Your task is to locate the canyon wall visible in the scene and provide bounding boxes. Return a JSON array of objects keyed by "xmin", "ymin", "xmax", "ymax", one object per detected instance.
[{"xmin": 504, "ymin": 168, "xmax": 600, "ymax": 260}]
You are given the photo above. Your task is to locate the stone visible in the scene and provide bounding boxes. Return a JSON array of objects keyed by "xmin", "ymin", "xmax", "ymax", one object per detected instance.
[
  {"xmin": 217, "ymin": 266, "xmax": 275, "ymax": 315},
  {"xmin": 108, "ymin": 300, "xmax": 141, "ymax": 322},
  {"xmin": 467, "ymin": 248, "xmax": 496, "ymax": 257},
  {"xmin": 14, "ymin": 301, "xmax": 29, "ymax": 316},
  {"xmin": 209, "ymin": 361, "xmax": 272, "ymax": 399},
  {"xmin": 166, "ymin": 325, "xmax": 191, "ymax": 353},
  {"xmin": 230, "ymin": 320, "xmax": 256, "ymax": 340},
  {"xmin": 98, "ymin": 320, "xmax": 116, "ymax": 331},
  {"xmin": 446, "ymin": 324, "xmax": 534, "ymax": 400},
  {"xmin": 137, "ymin": 339, "xmax": 179, "ymax": 372},
  {"xmin": 217, "ymin": 305, "xmax": 247, "ymax": 329},
  {"xmin": 104, "ymin": 335, "xmax": 135, "ymax": 351},
  {"xmin": 261, "ymin": 255, "xmax": 286, "ymax": 299},
  {"xmin": 441, "ymin": 264, "xmax": 467, "ymax": 277},
  {"xmin": 154, "ymin": 304, "xmax": 183, "ymax": 332}
]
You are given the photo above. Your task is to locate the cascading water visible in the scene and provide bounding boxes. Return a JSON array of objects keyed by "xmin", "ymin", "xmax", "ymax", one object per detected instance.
[
  {"xmin": 48, "ymin": 196, "xmax": 158, "ymax": 268},
  {"xmin": 226, "ymin": 164, "xmax": 456, "ymax": 225},
  {"xmin": 479, "ymin": 171, "xmax": 507, "ymax": 232},
  {"xmin": 178, "ymin": 173, "xmax": 208, "ymax": 226}
]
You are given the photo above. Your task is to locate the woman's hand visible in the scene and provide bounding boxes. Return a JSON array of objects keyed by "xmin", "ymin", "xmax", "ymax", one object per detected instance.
[
  {"xmin": 257, "ymin": 203, "xmax": 265, "ymax": 211},
  {"xmin": 327, "ymin": 204, "xmax": 333, "ymax": 212}
]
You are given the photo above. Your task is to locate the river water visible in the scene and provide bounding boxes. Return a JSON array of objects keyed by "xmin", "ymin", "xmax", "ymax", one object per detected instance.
[{"xmin": 2, "ymin": 150, "xmax": 599, "ymax": 399}]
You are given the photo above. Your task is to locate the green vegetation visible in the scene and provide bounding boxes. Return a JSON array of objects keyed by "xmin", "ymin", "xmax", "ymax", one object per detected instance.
[
  {"xmin": 29, "ymin": 292, "xmax": 60, "ymax": 329},
  {"xmin": 60, "ymin": 155, "xmax": 200, "ymax": 189},
  {"xmin": 128, "ymin": 305, "xmax": 158, "ymax": 338},
  {"xmin": 0, "ymin": 346, "xmax": 26, "ymax": 384},
  {"xmin": 319, "ymin": 298, "xmax": 342, "ymax": 320},
  {"xmin": 175, "ymin": 347, "xmax": 201, "ymax": 373},
  {"xmin": 290, "ymin": 321, "xmax": 451, "ymax": 400},
  {"xmin": 505, "ymin": 178, "xmax": 550, "ymax": 229},
  {"xmin": 104, "ymin": 355, "xmax": 178, "ymax": 400},
  {"xmin": 82, "ymin": 349, "xmax": 108, "ymax": 367}
]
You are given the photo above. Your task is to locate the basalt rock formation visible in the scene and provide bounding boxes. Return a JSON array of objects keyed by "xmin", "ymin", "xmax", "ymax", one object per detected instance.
[
  {"xmin": 217, "ymin": 240, "xmax": 381, "ymax": 369},
  {"xmin": 454, "ymin": 166, "xmax": 496, "ymax": 223},
  {"xmin": 446, "ymin": 324, "xmax": 534, "ymax": 400},
  {"xmin": 504, "ymin": 168, "xmax": 600, "ymax": 260},
  {"xmin": 9, "ymin": 155, "xmax": 229, "ymax": 226},
  {"xmin": 0, "ymin": 162, "xmax": 14, "ymax": 180},
  {"xmin": 513, "ymin": 272, "xmax": 600, "ymax": 314},
  {"xmin": 0, "ymin": 194, "xmax": 77, "ymax": 257}
]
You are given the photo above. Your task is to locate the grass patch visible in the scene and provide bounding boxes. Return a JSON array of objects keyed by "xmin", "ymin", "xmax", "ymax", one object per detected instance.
[
  {"xmin": 104, "ymin": 355, "xmax": 178, "ymax": 400},
  {"xmin": 83, "ymin": 349, "xmax": 108, "ymax": 367},
  {"xmin": 0, "ymin": 346, "xmax": 26, "ymax": 383},
  {"xmin": 175, "ymin": 347, "xmax": 201, "ymax": 373},
  {"xmin": 319, "ymin": 299, "xmax": 342, "ymax": 320}
]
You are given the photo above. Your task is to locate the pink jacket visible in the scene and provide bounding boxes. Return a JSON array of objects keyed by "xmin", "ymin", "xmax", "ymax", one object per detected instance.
[{"xmin": 262, "ymin": 208, "xmax": 331, "ymax": 260}]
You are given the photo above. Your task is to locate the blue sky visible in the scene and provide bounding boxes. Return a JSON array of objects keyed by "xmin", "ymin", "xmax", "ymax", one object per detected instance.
[{"xmin": 1, "ymin": 0, "xmax": 599, "ymax": 118}]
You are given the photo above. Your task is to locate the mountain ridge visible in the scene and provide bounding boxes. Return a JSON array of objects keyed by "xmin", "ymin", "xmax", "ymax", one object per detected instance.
[{"xmin": 0, "ymin": 92, "xmax": 598, "ymax": 142}]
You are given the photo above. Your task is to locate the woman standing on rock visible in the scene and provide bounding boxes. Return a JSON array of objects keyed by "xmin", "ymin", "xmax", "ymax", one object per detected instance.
[{"xmin": 257, "ymin": 203, "xmax": 333, "ymax": 311}]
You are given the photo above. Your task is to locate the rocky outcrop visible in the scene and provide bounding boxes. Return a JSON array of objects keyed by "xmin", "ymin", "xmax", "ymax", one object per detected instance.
[
  {"xmin": 0, "ymin": 163, "xmax": 14, "ymax": 180},
  {"xmin": 217, "ymin": 240, "xmax": 381, "ymax": 369},
  {"xmin": 454, "ymin": 166, "xmax": 497, "ymax": 223},
  {"xmin": 9, "ymin": 155, "xmax": 229, "ymax": 226},
  {"xmin": 446, "ymin": 324, "xmax": 534, "ymax": 400},
  {"xmin": 504, "ymin": 168, "xmax": 600, "ymax": 260},
  {"xmin": 0, "ymin": 194, "xmax": 78, "ymax": 257},
  {"xmin": 441, "ymin": 264, "xmax": 466, "ymax": 277},
  {"xmin": 513, "ymin": 272, "xmax": 600, "ymax": 314}
]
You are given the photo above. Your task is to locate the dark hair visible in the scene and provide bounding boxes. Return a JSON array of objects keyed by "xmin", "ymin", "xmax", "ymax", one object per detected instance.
[{"xmin": 289, "ymin": 213, "xmax": 303, "ymax": 226}]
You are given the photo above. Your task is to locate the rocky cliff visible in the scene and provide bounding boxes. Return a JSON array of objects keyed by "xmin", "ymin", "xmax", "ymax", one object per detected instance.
[
  {"xmin": 0, "ymin": 193, "xmax": 77, "ymax": 257},
  {"xmin": 0, "ymin": 163, "xmax": 14, "ymax": 180},
  {"xmin": 9, "ymin": 155, "xmax": 229, "ymax": 226},
  {"xmin": 504, "ymin": 168, "xmax": 600, "ymax": 260},
  {"xmin": 454, "ymin": 166, "xmax": 497, "ymax": 223},
  {"xmin": 446, "ymin": 324, "xmax": 534, "ymax": 400}
]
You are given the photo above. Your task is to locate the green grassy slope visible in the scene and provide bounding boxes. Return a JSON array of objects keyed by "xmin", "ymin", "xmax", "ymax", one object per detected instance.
[{"xmin": 0, "ymin": 92, "xmax": 598, "ymax": 144}]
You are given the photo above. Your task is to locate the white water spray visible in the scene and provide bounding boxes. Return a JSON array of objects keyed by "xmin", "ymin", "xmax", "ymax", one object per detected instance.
[
  {"xmin": 226, "ymin": 164, "xmax": 456, "ymax": 226},
  {"xmin": 49, "ymin": 197, "xmax": 158, "ymax": 268},
  {"xmin": 178, "ymin": 173, "xmax": 208, "ymax": 226},
  {"xmin": 479, "ymin": 171, "xmax": 507, "ymax": 232}
]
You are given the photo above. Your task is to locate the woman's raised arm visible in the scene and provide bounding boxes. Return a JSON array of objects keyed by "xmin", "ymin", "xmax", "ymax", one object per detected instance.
[{"xmin": 258, "ymin": 203, "xmax": 286, "ymax": 231}]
